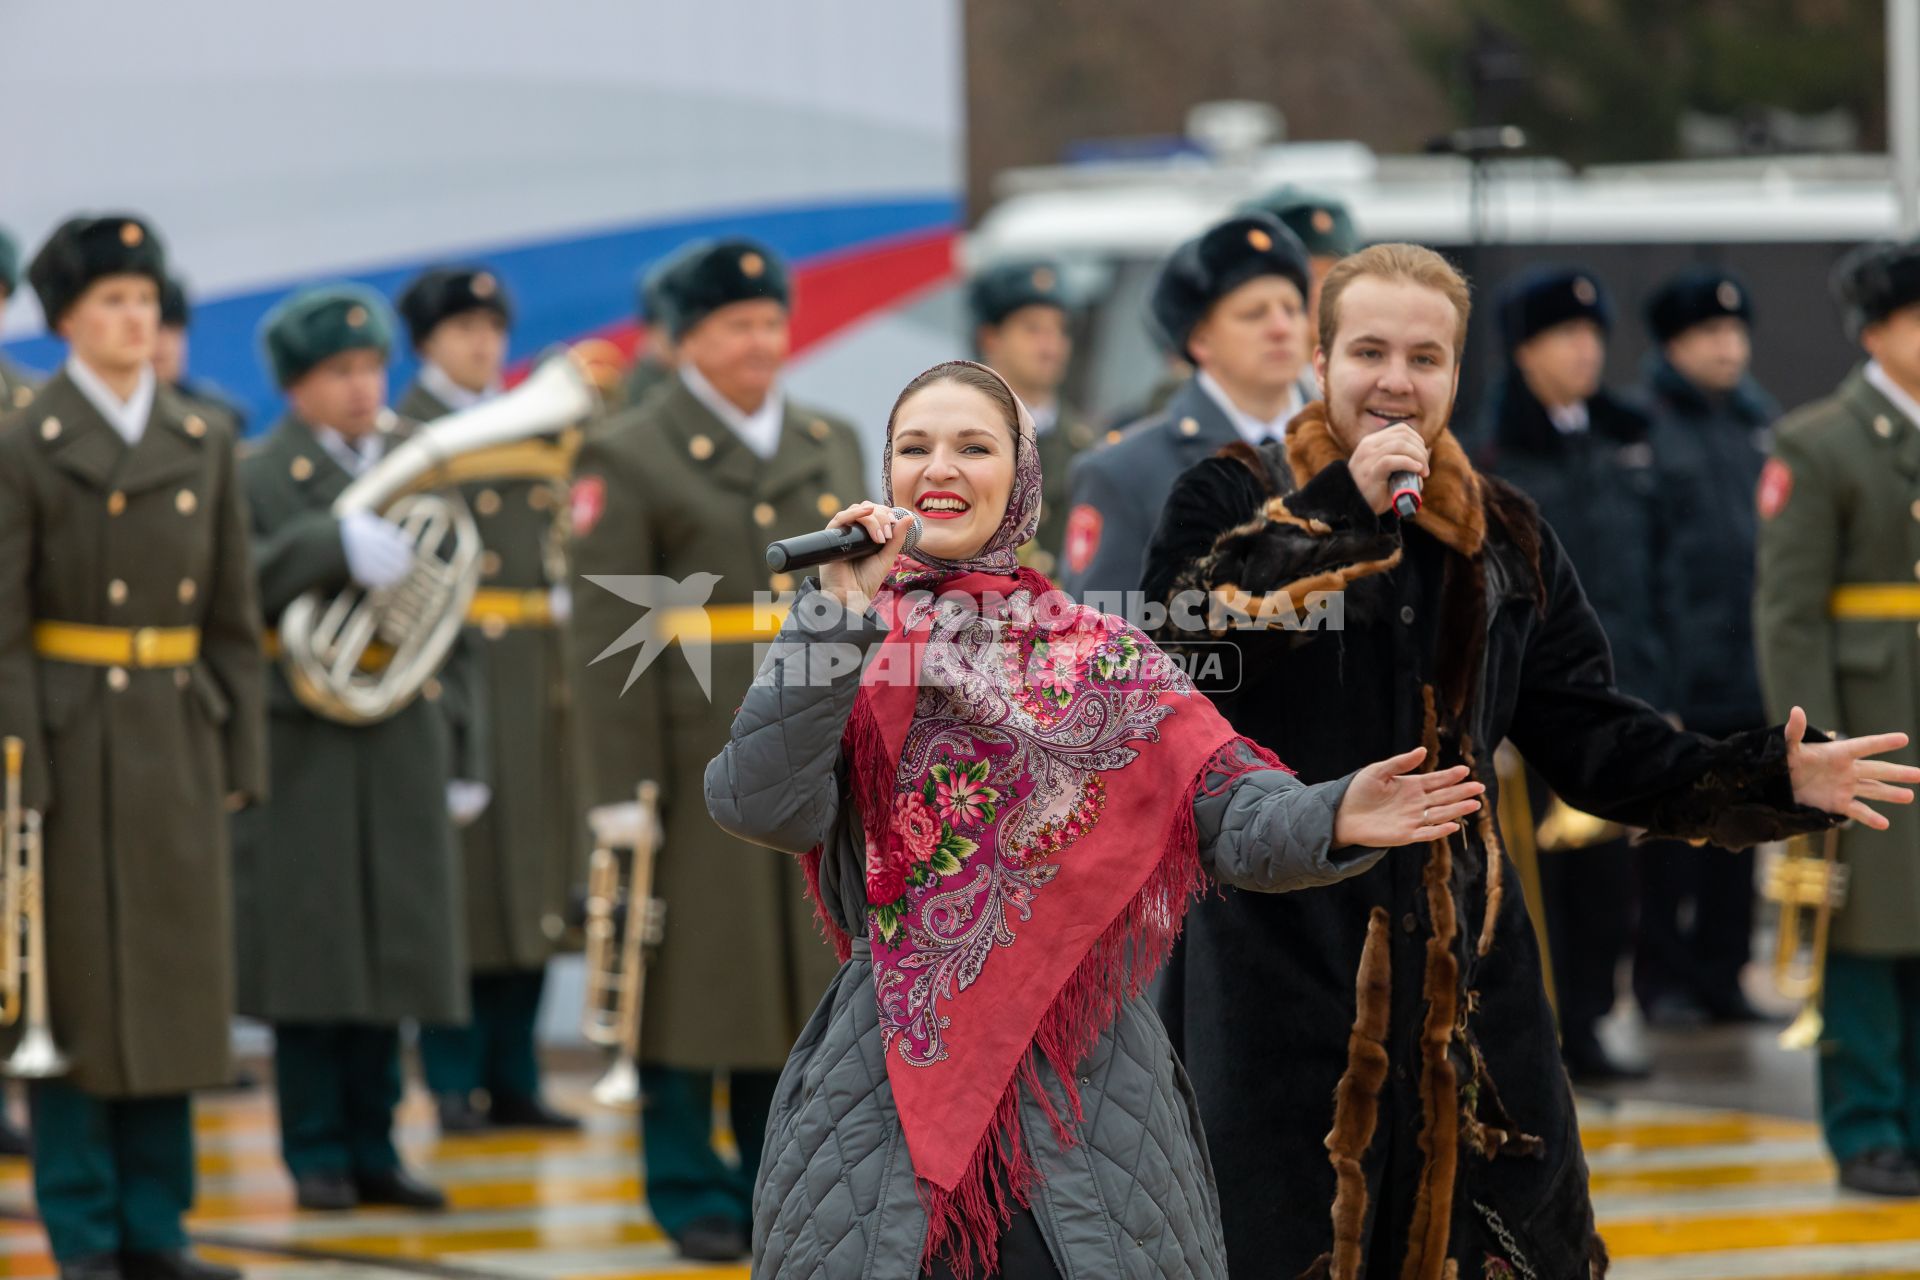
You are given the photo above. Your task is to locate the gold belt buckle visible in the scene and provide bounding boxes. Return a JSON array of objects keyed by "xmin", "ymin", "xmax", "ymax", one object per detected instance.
[{"xmin": 132, "ymin": 627, "xmax": 162, "ymax": 668}]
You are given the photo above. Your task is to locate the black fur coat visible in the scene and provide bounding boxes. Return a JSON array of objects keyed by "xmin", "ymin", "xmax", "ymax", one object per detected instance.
[{"xmin": 1140, "ymin": 403, "xmax": 1836, "ymax": 1280}]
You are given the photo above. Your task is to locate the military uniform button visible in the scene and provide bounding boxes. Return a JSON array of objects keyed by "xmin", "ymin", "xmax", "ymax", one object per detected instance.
[
  {"xmin": 809, "ymin": 418, "xmax": 831, "ymax": 442},
  {"xmin": 1877, "ymin": 415, "xmax": 1896, "ymax": 438},
  {"xmin": 290, "ymin": 456, "xmax": 314, "ymax": 481},
  {"xmin": 480, "ymin": 550, "xmax": 503, "ymax": 577},
  {"xmin": 482, "ymin": 615, "xmax": 509, "ymax": 640},
  {"xmin": 39, "ymin": 416, "xmax": 61, "ymax": 441},
  {"xmin": 10, "ymin": 386, "xmax": 29, "ymax": 409},
  {"xmin": 108, "ymin": 579, "xmax": 129, "ymax": 606},
  {"xmin": 106, "ymin": 666, "xmax": 130, "ymax": 693},
  {"xmin": 816, "ymin": 493, "xmax": 840, "ymax": 517},
  {"xmin": 1402, "ymin": 912, "xmax": 1418, "ymax": 934},
  {"xmin": 528, "ymin": 486, "xmax": 554, "ymax": 511},
  {"xmin": 542, "ymin": 913, "xmax": 565, "ymax": 941},
  {"xmin": 175, "ymin": 489, "xmax": 198, "ymax": 516},
  {"xmin": 1179, "ymin": 417, "xmax": 1200, "ymax": 437},
  {"xmin": 107, "ymin": 491, "xmax": 127, "ymax": 517},
  {"xmin": 753, "ymin": 502, "xmax": 777, "ymax": 528},
  {"xmin": 476, "ymin": 488, "xmax": 502, "ymax": 516},
  {"xmin": 178, "ymin": 579, "xmax": 197, "ymax": 605},
  {"xmin": 689, "ymin": 434, "xmax": 715, "ymax": 461},
  {"xmin": 422, "ymin": 676, "xmax": 444, "ymax": 701},
  {"xmin": 1400, "ymin": 605, "xmax": 1416, "ymax": 625},
  {"xmin": 183, "ymin": 414, "xmax": 207, "ymax": 439},
  {"xmin": 174, "ymin": 668, "xmax": 191, "ymax": 690}
]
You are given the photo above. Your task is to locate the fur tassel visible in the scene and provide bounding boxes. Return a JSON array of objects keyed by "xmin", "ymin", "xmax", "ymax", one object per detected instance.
[
  {"xmin": 1321, "ymin": 907, "xmax": 1394, "ymax": 1280},
  {"xmin": 1461, "ymin": 736, "xmax": 1504, "ymax": 960},
  {"xmin": 1401, "ymin": 687, "xmax": 1461, "ymax": 1280}
]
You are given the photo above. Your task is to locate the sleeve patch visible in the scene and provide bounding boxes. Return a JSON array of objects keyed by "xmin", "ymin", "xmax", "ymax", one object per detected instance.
[
  {"xmin": 1756, "ymin": 457, "xmax": 1793, "ymax": 520},
  {"xmin": 570, "ymin": 474, "xmax": 607, "ymax": 536},
  {"xmin": 1065, "ymin": 503, "xmax": 1103, "ymax": 575}
]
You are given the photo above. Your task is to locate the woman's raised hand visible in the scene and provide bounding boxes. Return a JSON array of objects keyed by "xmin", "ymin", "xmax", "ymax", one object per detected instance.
[
  {"xmin": 1332, "ymin": 746, "xmax": 1485, "ymax": 849},
  {"xmin": 820, "ymin": 500, "xmax": 914, "ymax": 612}
]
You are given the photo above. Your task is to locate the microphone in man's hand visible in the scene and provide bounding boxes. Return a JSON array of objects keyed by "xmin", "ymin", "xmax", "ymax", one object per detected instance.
[
  {"xmin": 765, "ymin": 508, "xmax": 921, "ymax": 572},
  {"xmin": 1382, "ymin": 417, "xmax": 1423, "ymax": 519},
  {"xmin": 1390, "ymin": 471, "xmax": 1423, "ymax": 519}
]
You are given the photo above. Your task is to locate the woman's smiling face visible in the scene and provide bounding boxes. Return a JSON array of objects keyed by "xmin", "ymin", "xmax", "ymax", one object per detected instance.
[{"xmin": 889, "ymin": 380, "xmax": 1017, "ymax": 562}]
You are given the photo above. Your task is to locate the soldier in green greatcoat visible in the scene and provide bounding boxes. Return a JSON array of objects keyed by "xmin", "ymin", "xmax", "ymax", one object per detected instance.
[
  {"xmin": 0, "ymin": 213, "xmax": 264, "ymax": 1280},
  {"xmin": 394, "ymin": 265, "xmax": 582, "ymax": 1135},
  {"xmin": 618, "ymin": 252, "xmax": 682, "ymax": 412},
  {"xmin": 155, "ymin": 276, "xmax": 247, "ymax": 438},
  {"xmin": 1758, "ymin": 239, "xmax": 1920, "ymax": 1197},
  {"xmin": 234, "ymin": 285, "xmax": 483, "ymax": 1214},
  {"xmin": 1240, "ymin": 184, "xmax": 1362, "ymax": 365},
  {"xmin": 0, "ymin": 226, "xmax": 44, "ymax": 414},
  {"xmin": 569, "ymin": 238, "xmax": 863, "ymax": 1263},
  {"xmin": 969, "ymin": 258, "xmax": 1094, "ymax": 578}
]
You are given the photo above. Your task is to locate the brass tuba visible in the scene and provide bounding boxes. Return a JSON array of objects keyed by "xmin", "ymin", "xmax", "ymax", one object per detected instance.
[
  {"xmin": 581, "ymin": 781, "xmax": 666, "ymax": 1110},
  {"xmin": 1763, "ymin": 830, "xmax": 1847, "ymax": 1049},
  {"xmin": 278, "ymin": 350, "xmax": 599, "ymax": 725},
  {"xmin": 1, "ymin": 737, "xmax": 68, "ymax": 1078}
]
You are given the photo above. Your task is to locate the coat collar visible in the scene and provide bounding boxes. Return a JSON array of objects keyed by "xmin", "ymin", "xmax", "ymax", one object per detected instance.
[
  {"xmin": 658, "ymin": 373, "xmax": 832, "ymax": 499},
  {"xmin": 28, "ymin": 374, "xmax": 208, "ymax": 494},
  {"xmin": 1490, "ymin": 370, "xmax": 1647, "ymax": 455},
  {"xmin": 115, "ymin": 385, "xmax": 212, "ymax": 495},
  {"xmin": 395, "ymin": 379, "xmax": 453, "ymax": 424},
  {"xmin": 1283, "ymin": 401, "xmax": 1487, "ymax": 557},
  {"xmin": 1157, "ymin": 376, "xmax": 1243, "ymax": 465},
  {"xmin": 262, "ymin": 414, "xmax": 357, "ymax": 507},
  {"xmin": 1645, "ymin": 355, "xmax": 1774, "ymax": 426},
  {"xmin": 1840, "ymin": 365, "xmax": 1920, "ymax": 480}
]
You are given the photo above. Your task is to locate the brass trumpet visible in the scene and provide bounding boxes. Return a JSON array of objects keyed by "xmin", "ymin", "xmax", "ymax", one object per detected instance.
[
  {"xmin": 1763, "ymin": 831, "xmax": 1847, "ymax": 1050},
  {"xmin": 1, "ymin": 737, "xmax": 68, "ymax": 1078},
  {"xmin": 581, "ymin": 781, "xmax": 666, "ymax": 1109}
]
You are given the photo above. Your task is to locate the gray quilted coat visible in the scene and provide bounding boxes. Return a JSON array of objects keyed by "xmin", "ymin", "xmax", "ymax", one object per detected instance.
[{"xmin": 704, "ymin": 589, "xmax": 1383, "ymax": 1278}]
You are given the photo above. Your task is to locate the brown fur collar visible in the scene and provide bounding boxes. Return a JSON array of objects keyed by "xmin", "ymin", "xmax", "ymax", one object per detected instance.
[{"xmin": 1284, "ymin": 402, "xmax": 1487, "ymax": 558}]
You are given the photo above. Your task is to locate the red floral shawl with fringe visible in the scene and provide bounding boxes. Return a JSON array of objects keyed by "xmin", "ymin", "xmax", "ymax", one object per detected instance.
[{"xmin": 797, "ymin": 363, "xmax": 1273, "ymax": 1276}]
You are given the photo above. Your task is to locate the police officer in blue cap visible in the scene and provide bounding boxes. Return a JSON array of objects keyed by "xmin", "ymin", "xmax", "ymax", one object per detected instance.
[
  {"xmin": 1061, "ymin": 212, "xmax": 1315, "ymax": 604},
  {"xmin": 1481, "ymin": 265, "xmax": 1664, "ymax": 1083}
]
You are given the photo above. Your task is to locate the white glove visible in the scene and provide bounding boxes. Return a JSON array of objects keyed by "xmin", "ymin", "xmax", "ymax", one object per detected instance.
[
  {"xmin": 340, "ymin": 511, "xmax": 415, "ymax": 590},
  {"xmin": 447, "ymin": 780, "xmax": 492, "ymax": 827},
  {"xmin": 547, "ymin": 582, "xmax": 573, "ymax": 624},
  {"xmin": 588, "ymin": 800, "xmax": 657, "ymax": 849}
]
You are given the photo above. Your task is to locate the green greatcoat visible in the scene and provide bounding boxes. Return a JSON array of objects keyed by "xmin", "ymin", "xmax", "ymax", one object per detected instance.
[
  {"xmin": 1025, "ymin": 406, "xmax": 1097, "ymax": 578},
  {"xmin": 569, "ymin": 374, "xmax": 863, "ymax": 1071},
  {"xmin": 1757, "ymin": 366, "xmax": 1920, "ymax": 954},
  {"xmin": 0, "ymin": 356, "xmax": 41, "ymax": 414},
  {"xmin": 396, "ymin": 379, "xmax": 582, "ymax": 969},
  {"xmin": 232, "ymin": 414, "xmax": 481, "ymax": 1023},
  {"xmin": 0, "ymin": 374, "xmax": 267, "ymax": 1096}
]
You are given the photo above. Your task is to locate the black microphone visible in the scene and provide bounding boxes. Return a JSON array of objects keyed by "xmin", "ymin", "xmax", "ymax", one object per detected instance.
[
  {"xmin": 1390, "ymin": 472, "xmax": 1423, "ymax": 519},
  {"xmin": 765, "ymin": 507, "xmax": 921, "ymax": 572}
]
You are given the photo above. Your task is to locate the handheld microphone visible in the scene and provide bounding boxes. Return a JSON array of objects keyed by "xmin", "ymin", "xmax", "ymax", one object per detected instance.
[
  {"xmin": 1389, "ymin": 472, "xmax": 1423, "ymax": 520},
  {"xmin": 765, "ymin": 507, "xmax": 920, "ymax": 573},
  {"xmin": 1383, "ymin": 417, "xmax": 1423, "ymax": 519}
]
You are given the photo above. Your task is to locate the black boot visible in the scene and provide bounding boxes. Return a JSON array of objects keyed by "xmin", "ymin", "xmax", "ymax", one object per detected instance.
[
  {"xmin": 487, "ymin": 1093, "xmax": 580, "ymax": 1131},
  {"xmin": 435, "ymin": 1092, "xmax": 490, "ymax": 1135},
  {"xmin": 1839, "ymin": 1146, "xmax": 1920, "ymax": 1196},
  {"xmin": 121, "ymin": 1250, "xmax": 242, "ymax": 1280},
  {"xmin": 294, "ymin": 1171, "xmax": 357, "ymax": 1212},
  {"xmin": 672, "ymin": 1215, "xmax": 748, "ymax": 1262},
  {"xmin": 354, "ymin": 1167, "xmax": 448, "ymax": 1211}
]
